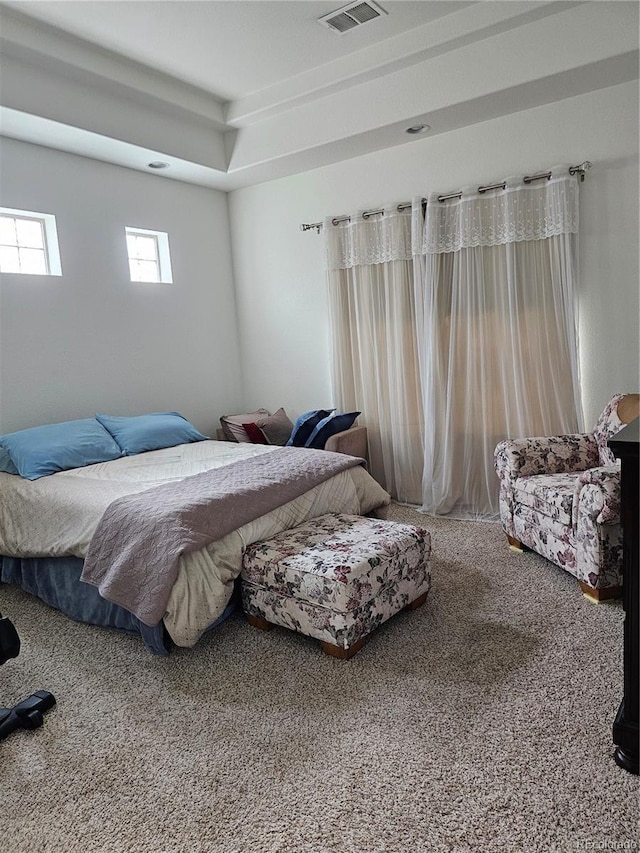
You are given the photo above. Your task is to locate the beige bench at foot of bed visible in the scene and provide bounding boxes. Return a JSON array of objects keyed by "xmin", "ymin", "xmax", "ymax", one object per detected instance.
[{"xmin": 240, "ymin": 512, "xmax": 432, "ymax": 659}]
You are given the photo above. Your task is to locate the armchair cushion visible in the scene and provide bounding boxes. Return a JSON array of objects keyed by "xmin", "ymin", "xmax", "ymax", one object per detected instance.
[
  {"xmin": 512, "ymin": 465, "xmax": 621, "ymax": 533},
  {"xmin": 494, "ymin": 434, "xmax": 599, "ymax": 482},
  {"xmin": 513, "ymin": 473, "xmax": 576, "ymax": 527}
]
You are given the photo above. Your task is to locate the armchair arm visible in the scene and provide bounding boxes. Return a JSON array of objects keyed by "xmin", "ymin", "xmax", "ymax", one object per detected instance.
[
  {"xmin": 324, "ymin": 426, "xmax": 368, "ymax": 460},
  {"xmin": 574, "ymin": 465, "xmax": 621, "ymax": 527},
  {"xmin": 494, "ymin": 433, "xmax": 599, "ymax": 483}
]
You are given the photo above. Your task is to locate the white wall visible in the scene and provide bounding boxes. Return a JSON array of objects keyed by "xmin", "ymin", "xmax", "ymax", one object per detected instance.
[
  {"xmin": 229, "ymin": 81, "xmax": 639, "ymax": 429},
  {"xmin": 0, "ymin": 140, "xmax": 241, "ymax": 435},
  {"xmin": 2, "ymin": 82, "xmax": 637, "ymax": 438}
]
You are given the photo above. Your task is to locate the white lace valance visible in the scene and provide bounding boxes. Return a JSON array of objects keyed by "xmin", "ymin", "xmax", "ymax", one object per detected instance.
[
  {"xmin": 423, "ymin": 168, "xmax": 579, "ymax": 254},
  {"xmin": 324, "ymin": 204, "xmax": 415, "ymax": 271}
]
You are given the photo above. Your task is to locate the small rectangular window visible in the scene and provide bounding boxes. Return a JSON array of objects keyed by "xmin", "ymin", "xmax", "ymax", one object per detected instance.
[
  {"xmin": 125, "ymin": 227, "xmax": 173, "ymax": 283},
  {"xmin": 0, "ymin": 208, "xmax": 62, "ymax": 276}
]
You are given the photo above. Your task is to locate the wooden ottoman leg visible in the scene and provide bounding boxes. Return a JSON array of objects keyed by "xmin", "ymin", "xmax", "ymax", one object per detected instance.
[
  {"xmin": 320, "ymin": 637, "xmax": 365, "ymax": 660},
  {"xmin": 405, "ymin": 591, "xmax": 429, "ymax": 611},
  {"xmin": 246, "ymin": 613, "xmax": 273, "ymax": 631}
]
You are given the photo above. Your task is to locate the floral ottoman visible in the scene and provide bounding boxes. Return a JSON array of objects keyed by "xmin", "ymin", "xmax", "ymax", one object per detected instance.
[{"xmin": 240, "ymin": 513, "xmax": 431, "ymax": 659}]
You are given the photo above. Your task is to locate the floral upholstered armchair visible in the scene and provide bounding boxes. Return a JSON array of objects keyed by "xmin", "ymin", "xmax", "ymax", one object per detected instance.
[{"xmin": 494, "ymin": 393, "xmax": 640, "ymax": 601}]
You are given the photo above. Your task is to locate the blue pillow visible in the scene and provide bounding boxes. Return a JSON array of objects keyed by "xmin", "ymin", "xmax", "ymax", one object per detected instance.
[
  {"xmin": 286, "ymin": 409, "xmax": 334, "ymax": 447},
  {"xmin": 304, "ymin": 411, "xmax": 360, "ymax": 450},
  {"xmin": 96, "ymin": 412, "xmax": 208, "ymax": 455},
  {"xmin": 0, "ymin": 446, "xmax": 19, "ymax": 475},
  {"xmin": 0, "ymin": 418, "xmax": 123, "ymax": 480}
]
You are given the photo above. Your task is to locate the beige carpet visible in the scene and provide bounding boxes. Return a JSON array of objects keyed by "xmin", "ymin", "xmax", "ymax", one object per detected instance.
[{"xmin": 2, "ymin": 505, "xmax": 638, "ymax": 852}]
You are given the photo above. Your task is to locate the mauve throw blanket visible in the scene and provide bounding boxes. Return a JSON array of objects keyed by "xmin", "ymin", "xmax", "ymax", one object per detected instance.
[{"xmin": 81, "ymin": 447, "xmax": 363, "ymax": 626}]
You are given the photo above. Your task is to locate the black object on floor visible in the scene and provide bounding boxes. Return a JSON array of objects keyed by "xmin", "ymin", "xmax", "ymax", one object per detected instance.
[
  {"xmin": 0, "ymin": 612, "xmax": 20, "ymax": 665},
  {"xmin": 0, "ymin": 691, "xmax": 56, "ymax": 740},
  {"xmin": 0, "ymin": 609, "xmax": 56, "ymax": 741}
]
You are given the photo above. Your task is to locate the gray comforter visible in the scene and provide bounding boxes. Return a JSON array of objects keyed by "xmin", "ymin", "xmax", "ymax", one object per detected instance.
[{"xmin": 81, "ymin": 447, "xmax": 363, "ymax": 625}]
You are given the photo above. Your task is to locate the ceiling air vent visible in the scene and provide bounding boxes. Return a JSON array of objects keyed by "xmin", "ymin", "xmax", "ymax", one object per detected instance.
[{"xmin": 318, "ymin": 1, "xmax": 387, "ymax": 35}]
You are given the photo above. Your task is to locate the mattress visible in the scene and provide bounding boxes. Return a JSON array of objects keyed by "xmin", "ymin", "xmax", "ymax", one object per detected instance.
[{"xmin": 0, "ymin": 440, "xmax": 390, "ymax": 650}]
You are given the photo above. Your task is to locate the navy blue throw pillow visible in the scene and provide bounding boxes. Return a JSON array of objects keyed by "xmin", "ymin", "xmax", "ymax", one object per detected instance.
[
  {"xmin": 286, "ymin": 409, "xmax": 334, "ymax": 447},
  {"xmin": 304, "ymin": 411, "xmax": 360, "ymax": 450}
]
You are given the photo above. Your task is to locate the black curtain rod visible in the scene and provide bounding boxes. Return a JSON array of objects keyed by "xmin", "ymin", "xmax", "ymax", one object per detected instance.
[{"xmin": 300, "ymin": 161, "xmax": 592, "ymax": 233}]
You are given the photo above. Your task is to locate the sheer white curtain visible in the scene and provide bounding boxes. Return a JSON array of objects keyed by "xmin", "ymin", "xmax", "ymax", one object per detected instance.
[
  {"xmin": 413, "ymin": 167, "xmax": 583, "ymax": 519},
  {"xmin": 325, "ymin": 202, "xmax": 425, "ymax": 503}
]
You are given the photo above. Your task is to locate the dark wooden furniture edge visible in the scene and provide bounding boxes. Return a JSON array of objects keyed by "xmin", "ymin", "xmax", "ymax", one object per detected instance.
[{"xmin": 608, "ymin": 416, "xmax": 639, "ymax": 774}]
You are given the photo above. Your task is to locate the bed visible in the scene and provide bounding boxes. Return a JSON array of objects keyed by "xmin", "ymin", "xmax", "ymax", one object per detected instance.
[{"xmin": 0, "ymin": 438, "xmax": 390, "ymax": 655}]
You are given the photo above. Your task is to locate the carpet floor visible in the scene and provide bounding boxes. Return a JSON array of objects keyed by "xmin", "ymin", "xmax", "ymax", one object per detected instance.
[{"xmin": 1, "ymin": 504, "xmax": 638, "ymax": 852}]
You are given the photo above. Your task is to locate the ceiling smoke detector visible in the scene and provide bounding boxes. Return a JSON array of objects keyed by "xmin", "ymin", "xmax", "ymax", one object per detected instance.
[{"xmin": 318, "ymin": 1, "xmax": 387, "ymax": 34}]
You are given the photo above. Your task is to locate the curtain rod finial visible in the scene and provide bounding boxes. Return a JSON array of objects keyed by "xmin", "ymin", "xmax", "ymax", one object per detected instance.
[{"xmin": 572, "ymin": 161, "xmax": 593, "ymax": 181}]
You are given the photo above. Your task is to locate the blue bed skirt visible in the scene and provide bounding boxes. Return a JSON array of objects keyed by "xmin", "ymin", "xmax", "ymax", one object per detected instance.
[{"xmin": 0, "ymin": 555, "xmax": 236, "ymax": 656}]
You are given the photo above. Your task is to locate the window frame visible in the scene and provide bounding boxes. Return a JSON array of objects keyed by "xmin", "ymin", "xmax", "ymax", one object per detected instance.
[
  {"xmin": 0, "ymin": 207, "xmax": 62, "ymax": 276},
  {"xmin": 125, "ymin": 226, "xmax": 173, "ymax": 284}
]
